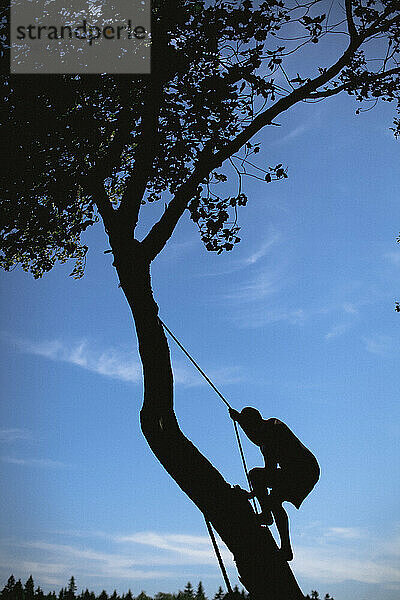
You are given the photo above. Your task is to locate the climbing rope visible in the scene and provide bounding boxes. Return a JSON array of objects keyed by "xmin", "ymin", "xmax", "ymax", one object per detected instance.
[
  {"xmin": 204, "ymin": 516, "xmax": 233, "ymax": 595},
  {"xmin": 159, "ymin": 318, "xmax": 256, "ymax": 505},
  {"xmin": 159, "ymin": 317, "xmax": 259, "ymax": 594}
]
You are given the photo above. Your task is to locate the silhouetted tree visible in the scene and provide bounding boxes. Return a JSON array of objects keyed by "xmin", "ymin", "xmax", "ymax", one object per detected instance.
[
  {"xmin": 66, "ymin": 579, "xmax": 76, "ymax": 600},
  {"xmin": 82, "ymin": 590, "xmax": 95, "ymax": 600},
  {"xmin": 23, "ymin": 576, "xmax": 34, "ymax": 600},
  {"xmin": 1, "ymin": 576, "xmax": 16, "ymax": 600},
  {"xmin": 182, "ymin": 584, "xmax": 194, "ymax": 600},
  {"xmin": 13, "ymin": 581, "xmax": 23, "ymax": 600},
  {"xmin": 223, "ymin": 585, "xmax": 245, "ymax": 600},
  {"xmin": 1, "ymin": 575, "xmax": 15, "ymax": 600},
  {"xmin": 1, "ymin": 2, "xmax": 399, "ymax": 598},
  {"xmin": 194, "ymin": 583, "xmax": 206, "ymax": 600},
  {"xmin": 135, "ymin": 592, "xmax": 153, "ymax": 600},
  {"xmin": 0, "ymin": 576, "xmax": 337, "ymax": 600},
  {"xmin": 59, "ymin": 588, "xmax": 67, "ymax": 600},
  {"xmin": 154, "ymin": 594, "xmax": 176, "ymax": 600},
  {"xmin": 212, "ymin": 587, "xmax": 224, "ymax": 600},
  {"xmin": 34, "ymin": 588, "xmax": 44, "ymax": 600}
]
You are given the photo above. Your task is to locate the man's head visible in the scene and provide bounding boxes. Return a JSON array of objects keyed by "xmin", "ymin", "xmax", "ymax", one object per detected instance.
[
  {"xmin": 241, "ymin": 407, "xmax": 262, "ymax": 422},
  {"xmin": 239, "ymin": 407, "xmax": 263, "ymax": 443}
]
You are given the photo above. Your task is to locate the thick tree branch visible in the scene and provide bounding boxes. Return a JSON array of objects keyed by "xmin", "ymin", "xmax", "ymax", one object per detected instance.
[
  {"xmin": 117, "ymin": 75, "xmax": 165, "ymax": 232},
  {"xmin": 93, "ymin": 104, "xmax": 135, "ymax": 180},
  {"xmin": 80, "ymin": 87, "xmax": 138, "ymax": 232},
  {"xmin": 82, "ymin": 176, "xmax": 115, "ymax": 233},
  {"xmin": 345, "ymin": 0, "xmax": 358, "ymax": 41},
  {"xmin": 141, "ymin": 33, "xmax": 368, "ymax": 262}
]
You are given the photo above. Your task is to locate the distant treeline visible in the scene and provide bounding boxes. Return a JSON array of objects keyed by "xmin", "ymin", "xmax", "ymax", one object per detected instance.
[{"xmin": 0, "ymin": 575, "xmax": 333, "ymax": 600}]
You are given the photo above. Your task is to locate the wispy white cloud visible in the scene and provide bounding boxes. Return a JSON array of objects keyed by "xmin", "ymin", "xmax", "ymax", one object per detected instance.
[
  {"xmin": 362, "ymin": 334, "xmax": 393, "ymax": 356},
  {"xmin": 324, "ymin": 527, "xmax": 364, "ymax": 540},
  {"xmin": 232, "ymin": 305, "xmax": 306, "ymax": 328},
  {"xmin": 274, "ymin": 108, "xmax": 323, "ymax": 146},
  {"xmin": 1, "ymin": 457, "xmax": 68, "ymax": 468},
  {"xmin": 3, "ymin": 526, "xmax": 400, "ymax": 591},
  {"xmin": 323, "ymin": 301, "xmax": 360, "ymax": 340},
  {"xmin": 16, "ymin": 338, "xmax": 143, "ymax": 384},
  {"xmin": 294, "ymin": 544, "xmax": 400, "ymax": 585},
  {"xmin": 207, "ymin": 229, "xmax": 286, "ymax": 309},
  {"xmin": 292, "ymin": 525, "xmax": 400, "ymax": 586},
  {"xmin": 277, "ymin": 124, "xmax": 308, "ymax": 144},
  {"xmin": 0, "ymin": 539, "xmax": 174, "ymax": 582},
  {"xmin": 114, "ymin": 532, "xmax": 232, "ymax": 565},
  {"xmin": 162, "ymin": 238, "xmax": 199, "ymax": 259},
  {"xmin": 0, "ymin": 531, "xmax": 235, "ymax": 588},
  {"xmin": 241, "ymin": 231, "xmax": 281, "ymax": 266},
  {"xmin": 200, "ymin": 230, "xmax": 282, "ymax": 278},
  {"xmin": 0, "ymin": 428, "xmax": 32, "ymax": 442},
  {"xmin": 117, "ymin": 532, "xmax": 210, "ymax": 547},
  {"xmin": 325, "ymin": 324, "xmax": 349, "ymax": 340},
  {"xmin": 228, "ymin": 283, "xmax": 364, "ymax": 331},
  {"xmin": 9, "ymin": 335, "xmax": 243, "ymax": 388},
  {"xmin": 231, "ymin": 298, "xmax": 362, "ymax": 331},
  {"xmin": 222, "ymin": 240, "xmax": 362, "ymax": 331},
  {"xmin": 223, "ymin": 270, "xmax": 280, "ymax": 303}
]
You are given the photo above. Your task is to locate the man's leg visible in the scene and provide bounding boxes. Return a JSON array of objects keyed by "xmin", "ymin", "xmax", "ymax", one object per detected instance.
[
  {"xmin": 270, "ymin": 495, "xmax": 293, "ymax": 561},
  {"xmin": 248, "ymin": 468, "xmax": 273, "ymax": 525}
]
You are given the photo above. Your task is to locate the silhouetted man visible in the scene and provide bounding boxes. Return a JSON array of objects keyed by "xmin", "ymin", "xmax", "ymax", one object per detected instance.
[{"xmin": 229, "ymin": 406, "xmax": 320, "ymax": 561}]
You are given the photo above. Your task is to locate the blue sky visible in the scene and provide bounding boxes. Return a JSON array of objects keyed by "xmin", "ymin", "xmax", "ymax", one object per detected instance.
[{"xmin": 1, "ymin": 85, "xmax": 400, "ymax": 599}]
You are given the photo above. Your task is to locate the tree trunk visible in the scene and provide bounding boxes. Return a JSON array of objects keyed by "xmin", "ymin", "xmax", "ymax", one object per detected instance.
[{"xmin": 112, "ymin": 240, "xmax": 304, "ymax": 600}]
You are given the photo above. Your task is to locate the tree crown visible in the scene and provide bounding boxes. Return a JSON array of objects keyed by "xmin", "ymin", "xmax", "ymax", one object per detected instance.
[{"xmin": 1, "ymin": 0, "xmax": 399, "ymax": 277}]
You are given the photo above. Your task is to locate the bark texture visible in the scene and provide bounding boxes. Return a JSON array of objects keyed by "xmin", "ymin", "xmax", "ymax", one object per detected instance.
[{"xmin": 111, "ymin": 238, "xmax": 304, "ymax": 600}]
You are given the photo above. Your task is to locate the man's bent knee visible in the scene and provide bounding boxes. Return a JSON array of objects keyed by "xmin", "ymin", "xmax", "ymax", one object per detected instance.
[{"xmin": 249, "ymin": 467, "xmax": 267, "ymax": 489}]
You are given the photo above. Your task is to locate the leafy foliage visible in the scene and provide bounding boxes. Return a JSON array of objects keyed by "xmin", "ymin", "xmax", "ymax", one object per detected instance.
[{"xmin": 0, "ymin": 0, "xmax": 399, "ymax": 277}]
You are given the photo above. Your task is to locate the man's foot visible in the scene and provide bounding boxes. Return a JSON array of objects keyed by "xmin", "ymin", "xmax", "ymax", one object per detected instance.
[
  {"xmin": 279, "ymin": 547, "xmax": 294, "ymax": 562},
  {"xmin": 258, "ymin": 511, "xmax": 274, "ymax": 526}
]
